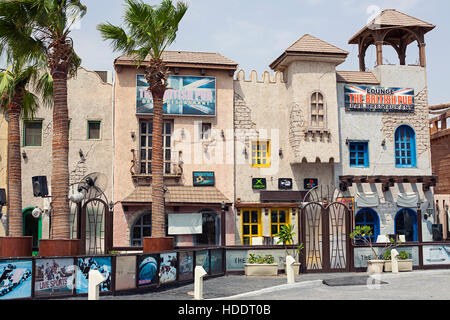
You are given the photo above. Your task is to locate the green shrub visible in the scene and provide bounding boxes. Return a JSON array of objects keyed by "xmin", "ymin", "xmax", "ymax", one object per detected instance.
[
  {"xmin": 248, "ymin": 254, "xmax": 275, "ymax": 264},
  {"xmin": 398, "ymin": 251, "xmax": 410, "ymax": 260}
]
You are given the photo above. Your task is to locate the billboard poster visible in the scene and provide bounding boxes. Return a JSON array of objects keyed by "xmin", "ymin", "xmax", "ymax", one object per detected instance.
[
  {"xmin": 0, "ymin": 260, "xmax": 32, "ymax": 300},
  {"xmin": 178, "ymin": 252, "xmax": 194, "ymax": 281},
  {"xmin": 115, "ymin": 256, "xmax": 137, "ymax": 291},
  {"xmin": 193, "ymin": 172, "xmax": 215, "ymax": 187},
  {"xmin": 160, "ymin": 253, "xmax": 177, "ymax": 284},
  {"xmin": 195, "ymin": 250, "xmax": 210, "ymax": 273},
  {"xmin": 423, "ymin": 245, "xmax": 450, "ymax": 265},
  {"xmin": 344, "ymin": 85, "xmax": 414, "ymax": 113},
  {"xmin": 210, "ymin": 249, "xmax": 223, "ymax": 274},
  {"xmin": 136, "ymin": 75, "xmax": 216, "ymax": 116},
  {"xmin": 138, "ymin": 254, "xmax": 159, "ymax": 286},
  {"xmin": 35, "ymin": 258, "xmax": 74, "ymax": 297},
  {"xmin": 75, "ymin": 257, "xmax": 112, "ymax": 294}
]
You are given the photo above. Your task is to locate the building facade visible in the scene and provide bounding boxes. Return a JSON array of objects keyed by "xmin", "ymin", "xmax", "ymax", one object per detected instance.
[
  {"xmin": 18, "ymin": 67, "xmax": 113, "ymax": 251},
  {"xmin": 112, "ymin": 51, "xmax": 237, "ymax": 248}
]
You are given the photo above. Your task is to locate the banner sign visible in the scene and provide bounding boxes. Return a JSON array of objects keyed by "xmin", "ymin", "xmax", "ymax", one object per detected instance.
[
  {"xmin": 35, "ymin": 258, "xmax": 74, "ymax": 297},
  {"xmin": 344, "ymin": 85, "xmax": 414, "ymax": 113},
  {"xmin": 193, "ymin": 172, "xmax": 215, "ymax": 186},
  {"xmin": 0, "ymin": 260, "xmax": 32, "ymax": 300},
  {"xmin": 252, "ymin": 178, "xmax": 267, "ymax": 190},
  {"xmin": 278, "ymin": 178, "xmax": 293, "ymax": 190},
  {"xmin": 304, "ymin": 178, "xmax": 318, "ymax": 190},
  {"xmin": 137, "ymin": 75, "xmax": 216, "ymax": 116}
]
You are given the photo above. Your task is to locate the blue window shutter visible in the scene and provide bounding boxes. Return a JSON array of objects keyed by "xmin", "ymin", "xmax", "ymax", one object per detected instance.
[{"xmin": 394, "ymin": 125, "xmax": 417, "ymax": 168}]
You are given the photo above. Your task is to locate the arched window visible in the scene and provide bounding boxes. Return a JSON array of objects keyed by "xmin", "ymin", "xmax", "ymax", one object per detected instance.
[
  {"xmin": 395, "ymin": 125, "xmax": 416, "ymax": 168},
  {"xmin": 131, "ymin": 211, "xmax": 152, "ymax": 246},
  {"xmin": 309, "ymin": 91, "xmax": 326, "ymax": 128},
  {"xmin": 395, "ymin": 209, "xmax": 418, "ymax": 242},
  {"xmin": 355, "ymin": 208, "xmax": 380, "ymax": 243}
]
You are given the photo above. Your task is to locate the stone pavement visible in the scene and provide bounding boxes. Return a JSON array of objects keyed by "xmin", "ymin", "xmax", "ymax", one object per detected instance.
[{"xmin": 59, "ymin": 269, "xmax": 450, "ymax": 300}]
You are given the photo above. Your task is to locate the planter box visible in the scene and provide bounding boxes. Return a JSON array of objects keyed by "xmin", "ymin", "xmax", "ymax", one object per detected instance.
[
  {"xmin": 244, "ymin": 264, "xmax": 278, "ymax": 276},
  {"xmin": 0, "ymin": 237, "xmax": 33, "ymax": 258},
  {"xmin": 284, "ymin": 263, "xmax": 301, "ymax": 276},
  {"xmin": 384, "ymin": 259, "xmax": 413, "ymax": 272},
  {"xmin": 367, "ymin": 260, "xmax": 385, "ymax": 274}
]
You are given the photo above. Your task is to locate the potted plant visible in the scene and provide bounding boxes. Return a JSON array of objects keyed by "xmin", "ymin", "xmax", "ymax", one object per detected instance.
[
  {"xmin": 275, "ymin": 224, "xmax": 304, "ymax": 275},
  {"xmin": 384, "ymin": 250, "xmax": 413, "ymax": 272},
  {"xmin": 244, "ymin": 254, "xmax": 278, "ymax": 276},
  {"xmin": 350, "ymin": 226, "xmax": 399, "ymax": 274}
]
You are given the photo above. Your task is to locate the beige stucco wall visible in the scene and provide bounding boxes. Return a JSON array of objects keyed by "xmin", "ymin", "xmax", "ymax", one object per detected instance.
[
  {"xmin": 20, "ymin": 67, "xmax": 113, "ymax": 239},
  {"xmin": 0, "ymin": 113, "xmax": 7, "ymax": 236},
  {"xmin": 112, "ymin": 65, "xmax": 235, "ymax": 247},
  {"xmin": 233, "ymin": 64, "xmax": 341, "ymax": 245}
]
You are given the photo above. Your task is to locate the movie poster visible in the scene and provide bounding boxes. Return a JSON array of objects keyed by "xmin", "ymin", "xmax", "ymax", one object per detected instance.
[
  {"xmin": 138, "ymin": 254, "xmax": 159, "ymax": 286},
  {"xmin": 159, "ymin": 253, "xmax": 177, "ymax": 284},
  {"xmin": 75, "ymin": 257, "xmax": 112, "ymax": 294},
  {"xmin": 115, "ymin": 256, "xmax": 137, "ymax": 291},
  {"xmin": 178, "ymin": 252, "xmax": 194, "ymax": 281},
  {"xmin": 196, "ymin": 250, "xmax": 210, "ymax": 274},
  {"xmin": 0, "ymin": 260, "xmax": 32, "ymax": 300},
  {"xmin": 35, "ymin": 258, "xmax": 74, "ymax": 297},
  {"xmin": 210, "ymin": 249, "xmax": 223, "ymax": 275}
]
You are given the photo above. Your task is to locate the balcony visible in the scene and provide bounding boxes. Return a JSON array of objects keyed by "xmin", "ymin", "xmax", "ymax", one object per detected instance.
[{"xmin": 130, "ymin": 149, "xmax": 182, "ymax": 186}]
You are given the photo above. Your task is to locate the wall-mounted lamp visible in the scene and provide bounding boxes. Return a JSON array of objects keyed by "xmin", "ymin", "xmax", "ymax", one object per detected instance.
[
  {"xmin": 345, "ymin": 138, "xmax": 349, "ymax": 145},
  {"xmin": 243, "ymin": 147, "xmax": 248, "ymax": 158},
  {"xmin": 417, "ymin": 202, "xmax": 422, "ymax": 210},
  {"xmin": 221, "ymin": 130, "xmax": 225, "ymax": 139},
  {"xmin": 381, "ymin": 139, "xmax": 386, "ymax": 147},
  {"xmin": 174, "ymin": 67, "xmax": 180, "ymax": 75},
  {"xmin": 279, "ymin": 148, "xmax": 283, "ymax": 158},
  {"xmin": 131, "ymin": 131, "xmax": 136, "ymax": 139},
  {"xmin": 79, "ymin": 149, "xmax": 84, "ymax": 158},
  {"xmin": 22, "ymin": 150, "xmax": 27, "ymax": 160}
]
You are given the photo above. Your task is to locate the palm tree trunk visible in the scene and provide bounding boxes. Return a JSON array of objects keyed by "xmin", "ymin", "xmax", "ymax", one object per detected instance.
[
  {"xmin": 50, "ymin": 71, "xmax": 70, "ymax": 240},
  {"xmin": 7, "ymin": 100, "xmax": 23, "ymax": 237},
  {"xmin": 151, "ymin": 92, "xmax": 165, "ymax": 238}
]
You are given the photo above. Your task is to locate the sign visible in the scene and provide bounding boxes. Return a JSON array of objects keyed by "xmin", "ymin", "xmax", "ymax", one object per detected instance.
[
  {"xmin": 193, "ymin": 172, "xmax": 215, "ymax": 186},
  {"xmin": 278, "ymin": 178, "xmax": 293, "ymax": 190},
  {"xmin": 304, "ymin": 178, "xmax": 318, "ymax": 190},
  {"xmin": 137, "ymin": 75, "xmax": 216, "ymax": 116},
  {"xmin": 252, "ymin": 178, "xmax": 267, "ymax": 190},
  {"xmin": 344, "ymin": 85, "xmax": 414, "ymax": 113}
]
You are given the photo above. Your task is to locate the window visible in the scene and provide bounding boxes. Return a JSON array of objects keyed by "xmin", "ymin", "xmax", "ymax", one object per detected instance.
[
  {"xmin": 196, "ymin": 210, "xmax": 220, "ymax": 246},
  {"xmin": 355, "ymin": 208, "xmax": 380, "ymax": 244},
  {"xmin": 251, "ymin": 141, "xmax": 270, "ymax": 167},
  {"xmin": 270, "ymin": 209, "xmax": 290, "ymax": 236},
  {"xmin": 395, "ymin": 125, "xmax": 416, "ymax": 168},
  {"xmin": 241, "ymin": 209, "xmax": 262, "ymax": 245},
  {"xmin": 87, "ymin": 120, "xmax": 101, "ymax": 140},
  {"xmin": 139, "ymin": 120, "xmax": 173, "ymax": 175},
  {"xmin": 349, "ymin": 141, "xmax": 369, "ymax": 167},
  {"xmin": 200, "ymin": 123, "xmax": 212, "ymax": 140},
  {"xmin": 310, "ymin": 91, "xmax": 326, "ymax": 128},
  {"xmin": 23, "ymin": 120, "xmax": 43, "ymax": 147},
  {"xmin": 395, "ymin": 209, "xmax": 418, "ymax": 242},
  {"xmin": 130, "ymin": 211, "xmax": 152, "ymax": 246}
]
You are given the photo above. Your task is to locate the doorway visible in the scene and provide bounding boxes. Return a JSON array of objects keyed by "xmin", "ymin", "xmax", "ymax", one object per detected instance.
[{"xmin": 22, "ymin": 207, "xmax": 42, "ymax": 252}]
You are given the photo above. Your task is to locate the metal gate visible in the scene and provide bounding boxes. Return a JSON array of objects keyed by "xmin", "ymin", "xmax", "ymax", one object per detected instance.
[
  {"xmin": 300, "ymin": 185, "xmax": 352, "ymax": 273},
  {"xmin": 301, "ymin": 202, "xmax": 351, "ymax": 272},
  {"xmin": 68, "ymin": 177, "xmax": 113, "ymax": 255}
]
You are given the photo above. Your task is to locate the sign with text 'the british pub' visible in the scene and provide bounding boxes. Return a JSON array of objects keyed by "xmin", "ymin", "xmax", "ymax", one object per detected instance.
[
  {"xmin": 137, "ymin": 75, "xmax": 216, "ymax": 116},
  {"xmin": 344, "ymin": 85, "xmax": 414, "ymax": 113}
]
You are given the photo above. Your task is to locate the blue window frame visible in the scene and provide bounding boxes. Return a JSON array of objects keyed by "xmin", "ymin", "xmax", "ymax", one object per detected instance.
[
  {"xmin": 349, "ymin": 141, "xmax": 369, "ymax": 167},
  {"xmin": 395, "ymin": 125, "xmax": 416, "ymax": 168},
  {"xmin": 395, "ymin": 209, "xmax": 418, "ymax": 242},
  {"xmin": 355, "ymin": 208, "xmax": 380, "ymax": 243}
]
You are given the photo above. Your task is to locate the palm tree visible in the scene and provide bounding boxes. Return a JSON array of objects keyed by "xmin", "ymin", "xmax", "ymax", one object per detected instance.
[
  {"xmin": 0, "ymin": 56, "xmax": 53, "ymax": 237},
  {"xmin": 98, "ymin": 0, "xmax": 188, "ymax": 238},
  {"xmin": 0, "ymin": 0, "xmax": 86, "ymax": 240}
]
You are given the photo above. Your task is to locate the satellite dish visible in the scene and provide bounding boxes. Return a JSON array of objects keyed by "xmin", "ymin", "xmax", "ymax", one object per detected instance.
[
  {"xmin": 32, "ymin": 207, "xmax": 43, "ymax": 219},
  {"xmin": 77, "ymin": 172, "xmax": 108, "ymax": 200}
]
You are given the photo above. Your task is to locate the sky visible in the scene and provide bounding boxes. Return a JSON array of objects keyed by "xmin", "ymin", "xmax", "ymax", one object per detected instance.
[{"xmin": 69, "ymin": 0, "xmax": 450, "ymax": 106}]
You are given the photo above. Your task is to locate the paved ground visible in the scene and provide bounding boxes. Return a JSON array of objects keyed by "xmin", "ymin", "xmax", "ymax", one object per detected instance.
[{"xmin": 60, "ymin": 269, "xmax": 450, "ymax": 300}]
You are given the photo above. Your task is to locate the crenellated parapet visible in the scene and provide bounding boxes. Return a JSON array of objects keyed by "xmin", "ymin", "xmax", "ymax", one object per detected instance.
[{"xmin": 234, "ymin": 69, "xmax": 285, "ymax": 84}]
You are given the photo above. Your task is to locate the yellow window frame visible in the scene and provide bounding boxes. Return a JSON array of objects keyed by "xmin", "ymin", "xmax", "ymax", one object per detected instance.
[
  {"xmin": 241, "ymin": 208, "xmax": 262, "ymax": 245},
  {"xmin": 251, "ymin": 140, "xmax": 271, "ymax": 168},
  {"xmin": 270, "ymin": 208, "xmax": 291, "ymax": 237}
]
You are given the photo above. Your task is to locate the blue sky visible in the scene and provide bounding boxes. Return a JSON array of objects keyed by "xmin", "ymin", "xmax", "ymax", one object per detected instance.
[{"xmin": 70, "ymin": 0, "xmax": 449, "ymax": 106}]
